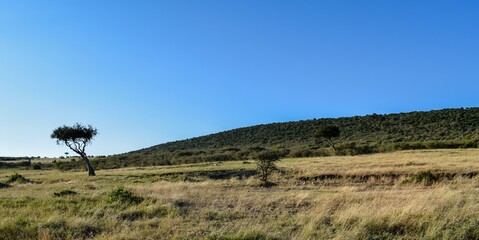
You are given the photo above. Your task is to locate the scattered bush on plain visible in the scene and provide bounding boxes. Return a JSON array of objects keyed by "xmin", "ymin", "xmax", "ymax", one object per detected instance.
[
  {"xmin": 6, "ymin": 172, "xmax": 30, "ymax": 184},
  {"xmin": 106, "ymin": 187, "xmax": 143, "ymax": 205}
]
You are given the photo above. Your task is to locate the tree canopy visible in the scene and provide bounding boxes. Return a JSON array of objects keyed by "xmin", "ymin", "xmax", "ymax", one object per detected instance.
[
  {"xmin": 316, "ymin": 125, "xmax": 340, "ymax": 139},
  {"xmin": 51, "ymin": 123, "xmax": 98, "ymax": 176},
  {"xmin": 315, "ymin": 125, "xmax": 340, "ymax": 152}
]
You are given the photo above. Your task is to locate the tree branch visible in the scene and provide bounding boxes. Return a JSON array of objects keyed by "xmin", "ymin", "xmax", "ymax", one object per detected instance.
[
  {"xmin": 65, "ymin": 141, "xmax": 81, "ymax": 155},
  {"xmin": 326, "ymin": 138, "xmax": 337, "ymax": 152},
  {"xmin": 81, "ymin": 138, "xmax": 87, "ymax": 152}
]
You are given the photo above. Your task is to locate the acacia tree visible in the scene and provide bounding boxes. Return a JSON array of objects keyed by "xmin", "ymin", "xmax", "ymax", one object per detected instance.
[
  {"xmin": 51, "ymin": 123, "xmax": 98, "ymax": 176},
  {"xmin": 315, "ymin": 125, "xmax": 340, "ymax": 152},
  {"xmin": 256, "ymin": 150, "xmax": 281, "ymax": 185}
]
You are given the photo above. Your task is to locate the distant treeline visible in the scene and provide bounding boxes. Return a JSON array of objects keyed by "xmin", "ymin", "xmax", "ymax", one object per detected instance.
[
  {"xmin": 4, "ymin": 107, "xmax": 479, "ymax": 171},
  {"xmin": 0, "ymin": 156, "xmax": 40, "ymax": 161},
  {"xmin": 47, "ymin": 139, "xmax": 478, "ymax": 172}
]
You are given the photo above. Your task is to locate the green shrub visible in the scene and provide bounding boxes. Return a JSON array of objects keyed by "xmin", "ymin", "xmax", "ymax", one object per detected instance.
[
  {"xmin": 172, "ymin": 200, "xmax": 192, "ymax": 216},
  {"xmin": 106, "ymin": 187, "xmax": 143, "ymax": 205},
  {"xmin": 6, "ymin": 173, "xmax": 30, "ymax": 184},
  {"xmin": 290, "ymin": 148, "xmax": 313, "ymax": 158},
  {"xmin": 256, "ymin": 150, "xmax": 282, "ymax": 185},
  {"xmin": 32, "ymin": 163, "xmax": 42, "ymax": 170},
  {"xmin": 0, "ymin": 182, "xmax": 10, "ymax": 188},
  {"xmin": 407, "ymin": 171, "xmax": 438, "ymax": 186},
  {"xmin": 0, "ymin": 161, "xmax": 31, "ymax": 169},
  {"xmin": 53, "ymin": 190, "xmax": 78, "ymax": 197}
]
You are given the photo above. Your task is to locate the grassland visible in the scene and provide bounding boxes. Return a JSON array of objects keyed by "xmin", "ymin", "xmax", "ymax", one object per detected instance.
[{"xmin": 1, "ymin": 149, "xmax": 479, "ymax": 239}]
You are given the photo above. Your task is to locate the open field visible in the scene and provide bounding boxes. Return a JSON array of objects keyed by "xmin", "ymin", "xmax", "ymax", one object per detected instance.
[{"xmin": 1, "ymin": 149, "xmax": 479, "ymax": 239}]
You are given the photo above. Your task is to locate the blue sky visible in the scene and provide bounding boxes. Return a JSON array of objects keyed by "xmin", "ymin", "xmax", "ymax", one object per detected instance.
[{"xmin": 1, "ymin": 1, "xmax": 478, "ymax": 157}]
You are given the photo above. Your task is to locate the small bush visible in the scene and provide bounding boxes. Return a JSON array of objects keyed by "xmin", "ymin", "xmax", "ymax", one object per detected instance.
[
  {"xmin": 53, "ymin": 190, "xmax": 78, "ymax": 197},
  {"xmin": 32, "ymin": 163, "xmax": 42, "ymax": 170},
  {"xmin": 0, "ymin": 182, "xmax": 10, "ymax": 188},
  {"xmin": 6, "ymin": 173, "xmax": 30, "ymax": 184},
  {"xmin": 172, "ymin": 200, "xmax": 192, "ymax": 215},
  {"xmin": 256, "ymin": 150, "xmax": 282, "ymax": 185},
  {"xmin": 406, "ymin": 171, "xmax": 438, "ymax": 186},
  {"xmin": 290, "ymin": 149, "xmax": 313, "ymax": 158},
  {"xmin": 106, "ymin": 187, "xmax": 143, "ymax": 205}
]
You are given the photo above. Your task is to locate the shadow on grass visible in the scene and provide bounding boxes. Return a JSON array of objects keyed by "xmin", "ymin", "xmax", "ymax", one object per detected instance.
[
  {"xmin": 125, "ymin": 169, "xmax": 257, "ymax": 182},
  {"xmin": 259, "ymin": 181, "xmax": 278, "ymax": 188},
  {"xmin": 165, "ymin": 169, "xmax": 258, "ymax": 182},
  {"xmin": 297, "ymin": 171, "xmax": 479, "ymax": 186}
]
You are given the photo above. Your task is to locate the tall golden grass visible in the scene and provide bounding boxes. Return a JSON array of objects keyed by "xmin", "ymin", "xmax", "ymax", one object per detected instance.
[{"xmin": 0, "ymin": 149, "xmax": 478, "ymax": 239}]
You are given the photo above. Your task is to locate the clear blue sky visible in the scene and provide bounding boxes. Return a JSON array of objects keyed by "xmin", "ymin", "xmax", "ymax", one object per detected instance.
[{"xmin": 1, "ymin": 1, "xmax": 478, "ymax": 157}]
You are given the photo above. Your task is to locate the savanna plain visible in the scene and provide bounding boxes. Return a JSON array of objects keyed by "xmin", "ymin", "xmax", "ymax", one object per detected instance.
[{"xmin": 1, "ymin": 149, "xmax": 479, "ymax": 239}]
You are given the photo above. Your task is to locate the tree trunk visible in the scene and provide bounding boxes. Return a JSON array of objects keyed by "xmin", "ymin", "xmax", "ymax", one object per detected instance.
[
  {"xmin": 327, "ymin": 138, "xmax": 337, "ymax": 153},
  {"xmin": 80, "ymin": 154, "xmax": 96, "ymax": 176}
]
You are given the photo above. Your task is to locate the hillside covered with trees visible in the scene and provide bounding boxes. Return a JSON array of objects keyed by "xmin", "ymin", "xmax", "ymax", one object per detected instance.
[
  {"xmin": 10, "ymin": 107, "xmax": 479, "ymax": 171},
  {"xmin": 136, "ymin": 107, "xmax": 479, "ymax": 152},
  {"xmin": 82, "ymin": 107, "xmax": 478, "ymax": 169}
]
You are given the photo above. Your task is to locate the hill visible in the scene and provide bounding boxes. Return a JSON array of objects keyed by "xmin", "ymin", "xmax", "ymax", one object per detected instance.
[
  {"xmin": 49, "ymin": 107, "xmax": 479, "ymax": 170},
  {"xmin": 137, "ymin": 107, "xmax": 479, "ymax": 152}
]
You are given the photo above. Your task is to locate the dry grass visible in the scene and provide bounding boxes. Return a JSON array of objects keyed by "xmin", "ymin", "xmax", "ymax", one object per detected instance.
[{"xmin": 1, "ymin": 149, "xmax": 479, "ymax": 239}]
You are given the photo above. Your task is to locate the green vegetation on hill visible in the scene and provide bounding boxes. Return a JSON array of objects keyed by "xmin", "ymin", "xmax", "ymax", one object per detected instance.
[
  {"xmin": 46, "ymin": 107, "xmax": 479, "ymax": 171},
  {"xmin": 134, "ymin": 107, "xmax": 478, "ymax": 152},
  {"xmin": 5, "ymin": 107, "xmax": 477, "ymax": 171}
]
